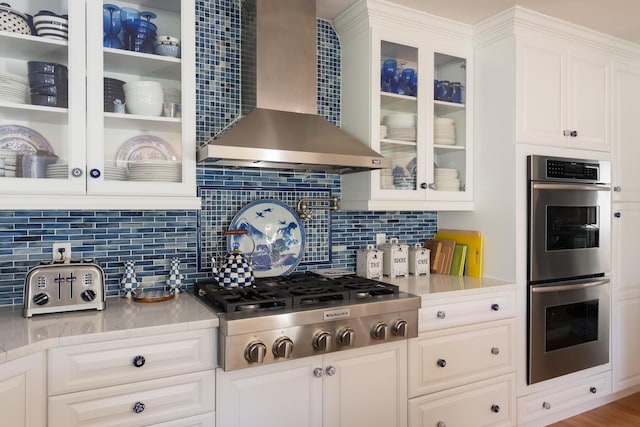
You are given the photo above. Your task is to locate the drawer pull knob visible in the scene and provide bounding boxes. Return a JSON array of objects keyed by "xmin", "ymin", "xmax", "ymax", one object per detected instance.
[
  {"xmin": 132, "ymin": 402, "xmax": 145, "ymax": 414},
  {"xmin": 436, "ymin": 310, "xmax": 446, "ymax": 319},
  {"xmin": 437, "ymin": 358, "xmax": 447, "ymax": 368},
  {"xmin": 491, "ymin": 347, "xmax": 500, "ymax": 355},
  {"xmin": 543, "ymin": 401, "xmax": 551, "ymax": 410},
  {"xmin": 491, "ymin": 303, "xmax": 500, "ymax": 311},
  {"xmin": 326, "ymin": 365, "xmax": 336, "ymax": 376},
  {"xmin": 590, "ymin": 386, "xmax": 597, "ymax": 394},
  {"xmin": 491, "ymin": 404, "xmax": 500, "ymax": 413},
  {"xmin": 313, "ymin": 367, "xmax": 324, "ymax": 378},
  {"xmin": 133, "ymin": 355, "xmax": 146, "ymax": 368},
  {"xmin": 437, "ymin": 422, "xmax": 446, "ymax": 427}
]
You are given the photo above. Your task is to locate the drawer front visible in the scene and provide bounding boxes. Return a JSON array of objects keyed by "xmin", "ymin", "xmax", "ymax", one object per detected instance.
[
  {"xmin": 409, "ymin": 319, "xmax": 515, "ymax": 397},
  {"xmin": 49, "ymin": 328, "xmax": 216, "ymax": 395},
  {"xmin": 49, "ymin": 370, "xmax": 215, "ymax": 427},
  {"xmin": 409, "ymin": 374, "xmax": 516, "ymax": 427},
  {"xmin": 517, "ymin": 371, "xmax": 611, "ymax": 425},
  {"xmin": 151, "ymin": 411, "xmax": 215, "ymax": 427},
  {"xmin": 420, "ymin": 290, "xmax": 516, "ymax": 332}
]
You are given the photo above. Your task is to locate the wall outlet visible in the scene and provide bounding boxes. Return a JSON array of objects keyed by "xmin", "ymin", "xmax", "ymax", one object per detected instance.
[
  {"xmin": 52, "ymin": 242, "xmax": 71, "ymax": 261},
  {"xmin": 376, "ymin": 233, "xmax": 386, "ymax": 246}
]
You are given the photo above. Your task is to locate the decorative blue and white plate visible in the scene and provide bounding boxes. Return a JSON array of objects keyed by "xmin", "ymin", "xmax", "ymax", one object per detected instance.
[
  {"xmin": 0, "ymin": 124, "xmax": 54, "ymax": 154},
  {"xmin": 228, "ymin": 199, "xmax": 305, "ymax": 277}
]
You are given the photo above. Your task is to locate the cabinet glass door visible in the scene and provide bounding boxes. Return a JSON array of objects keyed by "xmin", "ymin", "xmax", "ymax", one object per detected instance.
[
  {"xmin": 379, "ymin": 40, "xmax": 419, "ymax": 193},
  {"xmin": 433, "ymin": 52, "xmax": 467, "ymax": 195},
  {"xmin": 86, "ymin": 0, "xmax": 193, "ymax": 196},
  {"xmin": 0, "ymin": 0, "xmax": 85, "ymax": 195}
]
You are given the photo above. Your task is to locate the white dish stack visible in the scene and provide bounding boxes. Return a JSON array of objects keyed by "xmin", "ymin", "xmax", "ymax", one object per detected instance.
[
  {"xmin": 383, "ymin": 113, "xmax": 416, "ymax": 142},
  {"xmin": 434, "ymin": 117, "xmax": 455, "ymax": 145},
  {"xmin": 434, "ymin": 168, "xmax": 460, "ymax": 191},
  {"xmin": 128, "ymin": 161, "xmax": 182, "ymax": 182},
  {"xmin": 0, "ymin": 72, "xmax": 28, "ymax": 104}
]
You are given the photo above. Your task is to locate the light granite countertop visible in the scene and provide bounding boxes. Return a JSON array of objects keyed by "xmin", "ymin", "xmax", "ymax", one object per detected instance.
[
  {"xmin": 0, "ymin": 292, "xmax": 218, "ymax": 364},
  {"xmin": 378, "ymin": 273, "xmax": 517, "ymax": 297}
]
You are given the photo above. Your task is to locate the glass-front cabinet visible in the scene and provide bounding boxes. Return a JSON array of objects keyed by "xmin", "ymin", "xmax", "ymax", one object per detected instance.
[
  {"xmin": 335, "ymin": 0, "xmax": 473, "ymax": 211},
  {"xmin": 0, "ymin": 0, "xmax": 198, "ymax": 209}
]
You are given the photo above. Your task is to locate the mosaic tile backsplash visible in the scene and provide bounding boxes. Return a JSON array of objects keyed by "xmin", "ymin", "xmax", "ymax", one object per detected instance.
[{"xmin": 0, "ymin": 0, "xmax": 437, "ymax": 306}]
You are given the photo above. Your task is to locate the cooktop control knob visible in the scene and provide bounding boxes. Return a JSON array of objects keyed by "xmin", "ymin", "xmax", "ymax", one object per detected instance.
[
  {"xmin": 244, "ymin": 341, "xmax": 267, "ymax": 364},
  {"xmin": 81, "ymin": 289, "xmax": 97, "ymax": 302},
  {"xmin": 392, "ymin": 320, "xmax": 408, "ymax": 337},
  {"xmin": 33, "ymin": 293, "xmax": 49, "ymax": 306},
  {"xmin": 336, "ymin": 327, "xmax": 355, "ymax": 347},
  {"xmin": 313, "ymin": 330, "xmax": 333, "ymax": 351},
  {"xmin": 272, "ymin": 336, "xmax": 294, "ymax": 359},
  {"xmin": 371, "ymin": 322, "xmax": 389, "ymax": 340}
]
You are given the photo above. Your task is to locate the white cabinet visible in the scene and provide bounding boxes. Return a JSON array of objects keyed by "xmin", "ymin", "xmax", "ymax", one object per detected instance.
[
  {"xmin": 0, "ymin": 0, "xmax": 199, "ymax": 209},
  {"xmin": 408, "ymin": 287, "xmax": 517, "ymax": 427},
  {"xmin": 334, "ymin": 0, "xmax": 473, "ymax": 211},
  {"xmin": 611, "ymin": 203, "xmax": 640, "ymax": 391},
  {"xmin": 515, "ymin": 35, "xmax": 611, "ymax": 152},
  {"xmin": 612, "ymin": 61, "xmax": 640, "ymax": 201},
  {"xmin": 0, "ymin": 352, "xmax": 46, "ymax": 427},
  {"xmin": 217, "ymin": 341, "xmax": 407, "ymax": 427},
  {"xmin": 48, "ymin": 328, "xmax": 217, "ymax": 426}
]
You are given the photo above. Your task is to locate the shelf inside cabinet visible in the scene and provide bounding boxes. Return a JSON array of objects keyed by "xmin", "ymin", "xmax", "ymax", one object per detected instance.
[
  {"xmin": 103, "ymin": 49, "xmax": 181, "ymax": 80},
  {"xmin": 381, "ymin": 140, "xmax": 417, "ymax": 156},
  {"xmin": 434, "ymin": 144, "xmax": 465, "ymax": 152},
  {"xmin": 0, "ymin": 33, "xmax": 67, "ymax": 62},
  {"xmin": 0, "ymin": 102, "xmax": 68, "ymax": 124},
  {"xmin": 380, "ymin": 92, "xmax": 417, "ymax": 113},
  {"xmin": 104, "ymin": 113, "xmax": 181, "ymax": 132},
  {"xmin": 434, "ymin": 100, "xmax": 465, "ymax": 115}
]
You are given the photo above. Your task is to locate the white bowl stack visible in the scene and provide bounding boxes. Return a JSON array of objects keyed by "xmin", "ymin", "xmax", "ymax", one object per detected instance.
[
  {"xmin": 123, "ymin": 81, "xmax": 164, "ymax": 116},
  {"xmin": 383, "ymin": 113, "xmax": 416, "ymax": 142},
  {"xmin": 434, "ymin": 117, "xmax": 455, "ymax": 145},
  {"xmin": 33, "ymin": 14, "xmax": 69, "ymax": 40},
  {"xmin": 434, "ymin": 168, "xmax": 460, "ymax": 191}
]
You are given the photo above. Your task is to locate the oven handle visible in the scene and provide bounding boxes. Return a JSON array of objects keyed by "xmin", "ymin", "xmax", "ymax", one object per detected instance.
[
  {"xmin": 531, "ymin": 278, "xmax": 610, "ymax": 293},
  {"xmin": 531, "ymin": 182, "xmax": 611, "ymax": 192}
]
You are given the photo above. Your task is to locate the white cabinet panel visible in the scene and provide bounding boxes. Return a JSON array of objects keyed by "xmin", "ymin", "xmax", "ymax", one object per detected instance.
[
  {"xmin": 0, "ymin": 352, "xmax": 46, "ymax": 427},
  {"xmin": 49, "ymin": 328, "xmax": 215, "ymax": 395},
  {"xmin": 49, "ymin": 370, "xmax": 214, "ymax": 427}
]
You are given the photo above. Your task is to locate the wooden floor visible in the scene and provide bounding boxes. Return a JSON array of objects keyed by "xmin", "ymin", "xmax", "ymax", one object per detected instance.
[{"xmin": 548, "ymin": 392, "xmax": 640, "ymax": 426}]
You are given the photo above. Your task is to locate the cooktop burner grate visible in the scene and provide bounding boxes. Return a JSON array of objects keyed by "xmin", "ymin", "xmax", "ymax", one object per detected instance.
[{"xmin": 194, "ymin": 272, "xmax": 400, "ymax": 313}]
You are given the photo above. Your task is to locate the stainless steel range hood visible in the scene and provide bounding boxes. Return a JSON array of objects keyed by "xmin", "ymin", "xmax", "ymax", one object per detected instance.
[{"xmin": 196, "ymin": 0, "xmax": 391, "ymax": 173}]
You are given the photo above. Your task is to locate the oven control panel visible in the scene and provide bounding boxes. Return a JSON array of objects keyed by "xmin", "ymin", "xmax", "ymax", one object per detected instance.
[{"xmin": 546, "ymin": 159, "xmax": 599, "ymax": 180}]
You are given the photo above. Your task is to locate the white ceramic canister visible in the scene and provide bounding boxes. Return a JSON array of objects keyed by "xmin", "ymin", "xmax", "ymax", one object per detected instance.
[
  {"xmin": 356, "ymin": 244, "xmax": 384, "ymax": 279},
  {"xmin": 378, "ymin": 238, "xmax": 409, "ymax": 277},
  {"xmin": 408, "ymin": 243, "xmax": 430, "ymax": 275}
]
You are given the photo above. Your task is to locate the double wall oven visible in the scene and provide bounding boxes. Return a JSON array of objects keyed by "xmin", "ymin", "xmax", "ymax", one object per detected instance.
[{"xmin": 527, "ymin": 155, "xmax": 611, "ymax": 384}]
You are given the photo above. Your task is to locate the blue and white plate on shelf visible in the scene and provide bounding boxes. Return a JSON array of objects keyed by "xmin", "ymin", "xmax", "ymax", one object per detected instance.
[{"xmin": 227, "ymin": 199, "xmax": 305, "ymax": 278}]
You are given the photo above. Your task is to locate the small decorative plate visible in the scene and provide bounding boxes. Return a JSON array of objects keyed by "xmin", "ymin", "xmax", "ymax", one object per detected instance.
[
  {"xmin": 0, "ymin": 124, "xmax": 54, "ymax": 154},
  {"xmin": 115, "ymin": 135, "xmax": 178, "ymax": 170},
  {"xmin": 227, "ymin": 199, "xmax": 305, "ymax": 277}
]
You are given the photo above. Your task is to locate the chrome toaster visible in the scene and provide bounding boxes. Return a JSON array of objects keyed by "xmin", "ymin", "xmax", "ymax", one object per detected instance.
[{"xmin": 23, "ymin": 259, "xmax": 106, "ymax": 318}]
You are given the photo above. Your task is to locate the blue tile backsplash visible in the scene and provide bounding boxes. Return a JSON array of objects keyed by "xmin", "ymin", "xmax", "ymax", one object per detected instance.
[{"xmin": 0, "ymin": 0, "xmax": 437, "ymax": 306}]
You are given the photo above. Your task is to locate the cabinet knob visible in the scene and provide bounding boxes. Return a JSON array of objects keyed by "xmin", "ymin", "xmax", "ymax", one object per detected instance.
[
  {"xmin": 313, "ymin": 367, "xmax": 324, "ymax": 378},
  {"xmin": 420, "ymin": 182, "xmax": 428, "ymax": 189},
  {"xmin": 437, "ymin": 422, "xmax": 446, "ymax": 427},
  {"xmin": 71, "ymin": 167, "xmax": 83, "ymax": 177},
  {"xmin": 272, "ymin": 336, "xmax": 294, "ymax": 359},
  {"xmin": 132, "ymin": 355, "xmax": 145, "ymax": 368},
  {"xmin": 491, "ymin": 404, "xmax": 500, "ymax": 413},
  {"xmin": 132, "ymin": 402, "xmax": 145, "ymax": 414},
  {"xmin": 436, "ymin": 310, "xmax": 446, "ymax": 319},
  {"xmin": 571, "ymin": 130, "xmax": 578, "ymax": 137},
  {"xmin": 491, "ymin": 303, "xmax": 500, "ymax": 311},
  {"xmin": 325, "ymin": 365, "xmax": 336, "ymax": 376},
  {"xmin": 562, "ymin": 130, "xmax": 578, "ymax": 137},
  {"xmin": 437, "ymin": 358, "xmax": 447, "ymax": 368},
  {"xmin": 89, "ymin": 168, "xmax": 101, "ymax": 179},
  {"xmin": 244, "ymin": 341, "xmax": 267, "ymax": 363},
  {"xmin": 614, "ymin": 186, "xmax": 622, "ymax": 192},
  {"xmin": 614, "ymin": 212, "xmax": 621, "ymax": 218},
  {"xmin": 428, "ymin": 183, "xmax": 436, "ymax": 190},
  {"xmin": 542, "ymin": 401, "xmax": 551, "ymax": 410},
  {"xmin": 590, "ymin": 386, "xmax": 597, "ymax": 394},
  {"xmin": 491, "ymin": 347, "xmax": 500, "ymax": 355}
]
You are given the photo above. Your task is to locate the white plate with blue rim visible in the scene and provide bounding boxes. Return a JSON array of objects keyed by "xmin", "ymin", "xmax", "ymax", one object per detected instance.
[{"xmin": 227, "ymin": 199, "xmax": 305, "ymax": 278}]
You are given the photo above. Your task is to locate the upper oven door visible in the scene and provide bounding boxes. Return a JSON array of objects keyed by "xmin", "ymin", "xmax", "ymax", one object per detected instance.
[{"xmin": 528, "ymin": 181, "xmax": 611, "ymax": 283}]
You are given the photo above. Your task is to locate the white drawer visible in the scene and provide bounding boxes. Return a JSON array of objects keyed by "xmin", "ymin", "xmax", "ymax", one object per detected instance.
[
  {"xmin": 409, "ymin": 319, "xmax": 515, "ymax": 397},
  {"xmin": 517, "ymin": 371, "xmax": 611, "ymax": 425},
  {"xmin": 49, "ymin": 328, "xmax": 216, "ymax": 395},
  {"xmin": 420, "ymin": 289, "xmax": 516, "ymax": 332},
  {"xmin": 409, "ymin": 374, "xmax": 516, "ymax": 427},
  {"xmin": 151, "ymin": 411, "xmax": 215, "ymax": 427},
  {"xmin": 49, "ymin": 370, "xmax": 215, "ymax": 427}
]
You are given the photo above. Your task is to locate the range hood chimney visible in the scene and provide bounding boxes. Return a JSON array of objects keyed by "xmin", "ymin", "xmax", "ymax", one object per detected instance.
[{"xmin": 196, "ymin": 0, "xmax": 391, "ymax": 173}]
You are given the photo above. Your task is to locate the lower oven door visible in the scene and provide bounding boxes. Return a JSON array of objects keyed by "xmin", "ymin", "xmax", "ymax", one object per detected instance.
[{"xmin": 528, "ymin": 278, "xmax": 610, "ymax": 384}]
